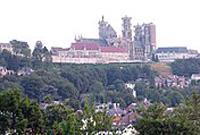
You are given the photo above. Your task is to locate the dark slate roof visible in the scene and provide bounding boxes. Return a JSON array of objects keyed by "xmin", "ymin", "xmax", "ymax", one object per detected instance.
[
  {"xmin": 76, "ymin": 38, "xmax": 108, "ymax": 46},
  {"xmin": 156, "ymin": 47, "xmax": 188, "ymax": 53},
  {"xmin": 0, "ymin": 43, "xmax": 12, "ymax": 47}
]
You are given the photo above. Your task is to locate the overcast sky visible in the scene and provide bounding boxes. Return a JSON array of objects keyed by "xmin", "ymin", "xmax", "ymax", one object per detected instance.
[{"xmin": 0, "ymin": 0, "xmax": 200, "ymax": 51}]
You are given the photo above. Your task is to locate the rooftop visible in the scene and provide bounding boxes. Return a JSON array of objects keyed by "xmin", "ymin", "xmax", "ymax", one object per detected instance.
[
  {"xmin": 72, "ymin": 43, "xmax": 100, "ymax": 50},
  {"xmin": 156, "ymin": 47, "xmax": 188, "ymax": 53},
  {"xmin": 101, "ymin": 46, "xmax": 127, "ymax": 53}
]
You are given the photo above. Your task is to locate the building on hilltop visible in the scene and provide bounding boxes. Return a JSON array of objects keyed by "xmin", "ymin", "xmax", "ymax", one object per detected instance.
[
  {"xmin": 133, "ymin": 23, "xmax": 156, "ymax": 61},
  {"xmin": 122, "ymin": 16, "xmax": 134, "ymax": 60},
  {"xmin": 70, "ymin": 43, "xmax": 101, "ymax": 58},
  {"xmin": 100, "ymin": 46, "xmax": 129, "ymax": 62},
  {"xmin": 75, "ymin": 16, "xmax": 117, "ymax": 47},
  {"xmin": 0, "ymin": 43, "xmax": 13, "ymax": 54},
  {"xmin": 154, "ymin": 47, "xmax": 198, "ymax": 62},
  {"xmin": 51, "ymin": 16, "xmax": 157, "ymax": 63},
  {"xmin": 99, "ymin": 16, "xmax": 117, "ymax": 46},
  {"xmin": 51, "ymin": 43, "xmax": 129, "ymax": 63}
]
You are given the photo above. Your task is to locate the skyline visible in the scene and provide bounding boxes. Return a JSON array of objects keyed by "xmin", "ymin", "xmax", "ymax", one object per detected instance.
[{"xmin": 0, "ymin": 0, "xmax": 200, "ymax": 51}]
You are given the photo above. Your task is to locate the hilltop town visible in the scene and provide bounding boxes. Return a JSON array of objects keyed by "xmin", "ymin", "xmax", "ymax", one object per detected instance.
[
  {"xmin": 1, "ymin": 16, "xmax": 200, "ymax": 134},
  {"xmin": 1, "ymin": 16, "xmax": 199, "ymax": 65}
]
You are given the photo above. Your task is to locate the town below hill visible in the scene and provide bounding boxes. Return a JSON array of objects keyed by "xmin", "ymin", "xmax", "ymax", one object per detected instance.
[{"xmin": 1, "ymin": 39, "xmax": 200, "ymax": 134}]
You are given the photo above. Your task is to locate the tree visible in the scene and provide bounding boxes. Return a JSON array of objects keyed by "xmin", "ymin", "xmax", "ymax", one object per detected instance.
[
  {"xmin": 135, "ymin": 101, "xmax": 199, "ymax": 135},
  {"xmin": 32, "ymin": 41, "xmax": 44, "ymax": 69},
  {"xmin": 44, "ymin": 103, "xmax": 73, "ymax": 127},
  {"xmin": 81, "ymin": 102, "xmax": 113, "ymax": 135},
  {"xmin": 32, "ymin": 41, "xmax": 52, "ymax": 69},
  {"xmin": 0, "ymin": 90, "xmax": 44, "ymax": 134},
  {"xmin": 10, "ymin": 40, "xmax": 31, "ymax": 58},
  {"xmin": 21, "ymin": 75, "xmax": 45, "ymax": 100},
  {"xmin": 173, "ymin": 91, "xmax": 200, "ymax": 132},
  {"xmin": 88, "ymin": 81, "xmax": 105, "ymax": 103}
]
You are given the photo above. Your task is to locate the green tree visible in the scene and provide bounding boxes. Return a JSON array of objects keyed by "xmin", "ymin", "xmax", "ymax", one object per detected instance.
[
  {"xmin": 135, "ymin": 102, "xmax": 199, "ymax": 135},
  {"xmin": 0, "ymin": 90, "xmax": 44, "ymax": 134},
  {"xmin": 173, "ymin": 91, "xmax": 200, "ymax": 132},
  {"xmin": 89, "ymin": 81, "xmax": 105, "ymax": 103},
  {"xmin": 44, "ymin": 103, "xmax": 73, "ymax": 127},
  {"xmin": 10, "ymin": 40, "xmax": 31, "ymax": 58}
]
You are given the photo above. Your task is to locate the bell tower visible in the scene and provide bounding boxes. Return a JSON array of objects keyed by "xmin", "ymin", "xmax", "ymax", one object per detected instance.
[
  {"xmin": 122, "ymin": 16, "xmax": 134, "ymax": 60},
  {"xmin": 98, "ymin": 16, "xmax": 108, "ymax": 40}
]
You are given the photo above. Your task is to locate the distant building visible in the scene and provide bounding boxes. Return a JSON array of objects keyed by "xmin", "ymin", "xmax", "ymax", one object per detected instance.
[
  {"xmin": 71, "ymin": 43, "xmax": 101, "ymax": 58},
  {"xmin": 0, "ymin": 66, "xmax": 8, "ymax": 76},
  {"xmin": 51, "ymin": 16, "xmax": 156, "ymax": 63},
  {"xmin": 0, "ymin": 66, "xmax": 15, "ymax": 76},
  {"xmin": 154, "ymin": 47, "xmax": 198, "ymax": 62},
  {"xmin": 191, "ymin": 74, "xmax": 200, "ymax": 81},
  {"xmin": 101, "ymin": 46, "xmax": 128, "ymax": 62},
  {"xmin": 17, "ymin": 67, "xmax": 34, "ymax": 76},
  {"xmin": 0, "ymin": 43, "xmax": 13, "ymax": 53},
  {"xmin": 133, "ymin": 23, "xmax": 156, "ymax": 61},
  {"xmin": 125, "ymin": 83, "xmax": 136, "ymax": 97},
  {"xmin": 51, "ymin": 43, "xmax": 129, "ymax": 63},
  {"xmin": 122, "ymin": 16, "xmax": 134, "ymax": 60},
  {"xmin": 155, "ymin": 75, "xmax": 189, "ymax": 89}
]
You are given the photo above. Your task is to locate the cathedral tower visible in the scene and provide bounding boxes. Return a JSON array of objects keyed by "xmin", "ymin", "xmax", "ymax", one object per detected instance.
[
  {"xmin": 122, "ymin": 16, "xmax": 134, "ymax": 60},
  {"xmin": 99, "ymin": 16, "xmax": 108, "ymax": 40}
]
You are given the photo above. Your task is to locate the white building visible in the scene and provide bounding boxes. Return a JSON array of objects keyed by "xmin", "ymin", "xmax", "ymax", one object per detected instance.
[
  {"xmin": 191, "ymin": 74, "xmax": 200, "ymax": 81},
  {"xmin": 154, "ymin": 47, "xmax": 198, "ymax": 62}
]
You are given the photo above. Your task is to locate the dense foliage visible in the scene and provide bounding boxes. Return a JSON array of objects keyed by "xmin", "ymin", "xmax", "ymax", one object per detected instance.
[
  {"xmin": 0, "ymin": 90, "xmax": 114, "ymax": 134},
  {"xmin": 171, "ymin": 58, "xmax": 200, "ymax": 77},
  {"xmin": 135, "ymin": 92, "xmax": 200, "ymax": 135},
  {"xmin": 1, "ymin": 46, "xmax": 200, "ymax": 109}
]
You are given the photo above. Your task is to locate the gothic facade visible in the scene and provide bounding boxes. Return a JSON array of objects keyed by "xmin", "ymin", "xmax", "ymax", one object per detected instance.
[
  {"xmin": 74, "ymin": 16, "xmax": 156, "ymax": 61},
  {"xmin": 133, "ymin": 23, "xmax": 156, "ymax": 60}
]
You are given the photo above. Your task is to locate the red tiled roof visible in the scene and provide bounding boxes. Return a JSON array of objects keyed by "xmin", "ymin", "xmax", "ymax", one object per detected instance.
[
  {"xmin": 112, "ymin": 116, "xmax": 122, "ymax": 123},
  {"xmin": 101, "ymin": 46, "xmax": 127, "ymax": 53},
  {"xmin": 72, "ymin": 43, "xmax": 100, "ymax": 50}
]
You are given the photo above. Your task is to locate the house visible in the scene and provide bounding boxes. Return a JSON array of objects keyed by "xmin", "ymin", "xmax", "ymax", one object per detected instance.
[
  {"xmin": 154, "ymin": 75, "xmax": 189, "ymax": 89},
  {"xmin": 0, "ymin": 66, "xmax": 8, "ymax": 76},
  {"xmin": 0, "ymin": 66, "xmax": 15, "ymax": 76},
  {"xmin": 125, "ymin": 83, "xmax": 136, "ymax": 97},
  {"xmin": 154, "ymin": 47, "xmax": 198, "ymax": 62},
  {"xmin": 191, "ymin": 74, "xmax": 200, "ymax": 81},
  {"xmin": 7, "ymin": 70, "xmax": 15, "ymax": 75},
  {"xmin": 95, "ymin": 102, "xmax": 116, "ymax": 113},
  {"xmin": 120, "ymin": 112, "xmax": 137, "ymax": 126},
  {"xmin": 112, "ymin": 116, "xmax": 123, "ymax": 126},
  {"xmin": 17, "ymin": 67, "xmax": 34, "ymax": 76},
  {"xmin": 125, "ymin": 83, "xmax": 135, "ymax": 90},
  {"xmin": 108, "ymin": 103, "xmax": 126, "ymax": 117},
  {"xmin": 0, "ymin": 43, "xmax": 13, "ymax": 53},
  {"xmin": 100, "ymin": 46, "xmax": 129, "ymax": 62},
  {"xmin": 126, "ymin": 103, "xmax": 137, "ymax": 113}
]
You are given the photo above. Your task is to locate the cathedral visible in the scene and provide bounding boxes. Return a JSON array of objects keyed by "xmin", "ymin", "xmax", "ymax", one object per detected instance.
[{"xmin": 75, "ymin": 16, "xmax": 156, "ymax": 61}]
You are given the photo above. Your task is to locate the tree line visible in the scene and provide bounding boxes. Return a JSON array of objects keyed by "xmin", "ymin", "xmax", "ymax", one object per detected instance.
[
  {"xmin": 0, "ymin": 90, "xmax": 114, "ymax": 134},
  {"xmin": 1, "ymin": 89, "xmax": 200, "ymax": 134},
  {"xmin": 171, "ymin": 58, "xmax": 200, "ymax": 77},
  {"xmin": 1, "ymin": 41, "xmax": 200, "ymax": 109},
  {"xmin": 135, "ymin": 91, "xmax": 200, "ymax": 135}
]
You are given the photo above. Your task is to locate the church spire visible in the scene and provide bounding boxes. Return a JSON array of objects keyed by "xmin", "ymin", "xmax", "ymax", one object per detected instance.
[{"xmin": 102, "ymin": 15, "xmax": 104, "ymax": 21}]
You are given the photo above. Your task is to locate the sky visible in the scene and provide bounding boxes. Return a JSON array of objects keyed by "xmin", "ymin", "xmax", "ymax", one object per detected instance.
[{"xmin": 0, "ymin": 0, "xmax": 200, "ymax": 51}]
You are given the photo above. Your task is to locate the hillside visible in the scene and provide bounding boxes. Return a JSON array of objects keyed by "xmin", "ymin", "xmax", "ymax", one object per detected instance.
[{"xmin": 150, "ymin": 62, "xmax": 172, "ymax": 76}]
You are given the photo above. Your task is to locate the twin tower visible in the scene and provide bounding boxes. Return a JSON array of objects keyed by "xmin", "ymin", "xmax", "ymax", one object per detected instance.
[{"xmin": 98, "ymin": 16, "xmax": 156, "ymax": 60}]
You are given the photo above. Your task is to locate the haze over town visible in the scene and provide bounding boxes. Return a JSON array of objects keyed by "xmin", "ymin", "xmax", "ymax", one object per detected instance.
[{"xmin": 0, "ymin": 0, "xmax": 199, "ymax": 51}]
